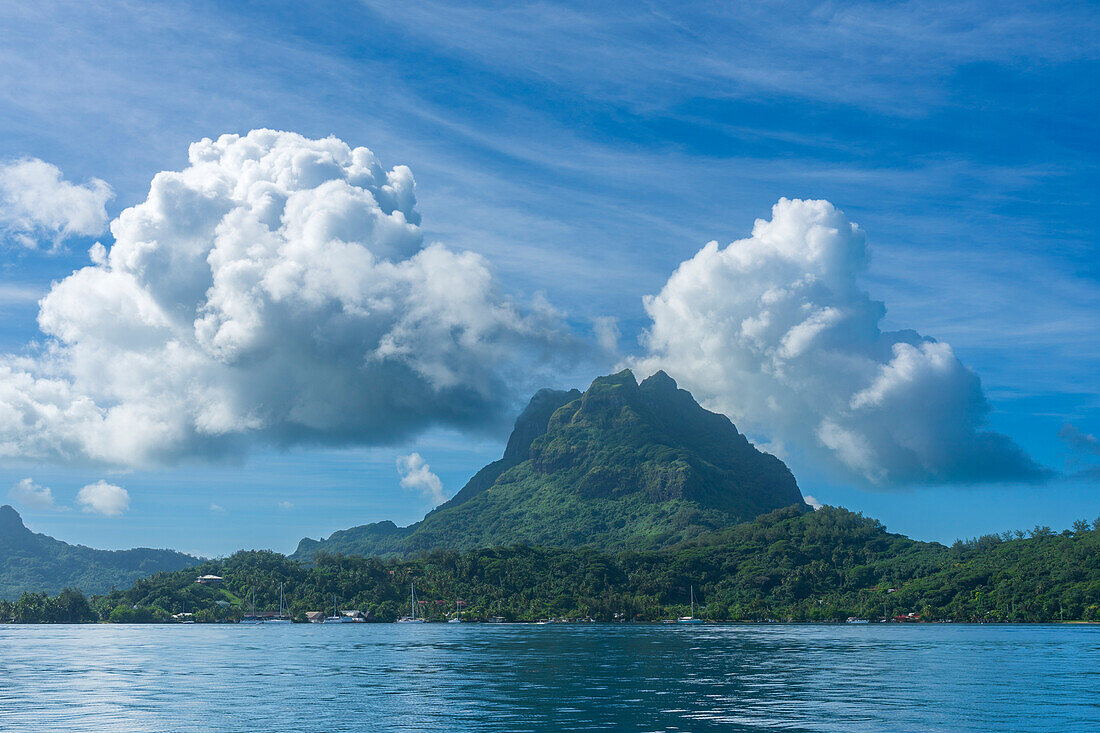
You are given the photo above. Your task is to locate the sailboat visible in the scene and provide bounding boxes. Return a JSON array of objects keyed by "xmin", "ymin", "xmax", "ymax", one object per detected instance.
[
  {"xmin": 267, "ymin": 582, "xmax": 292, "ymax": 624},
  {"xmin": 240, "ymin": 587, "xmax": 264, "ymax": 624},
  {"xmin": 397, "ymin": 581, "xmax": 426, "ymax": 623},
  {"xmin": 448, "ymin": 600, "xmax": 463, "ymax": 623},
  {"xmin": 324, "ymin": 593, "xmax": 343, "ymax": 623},
  {"xmin": 677, "ymin": 586, "xmax": 703, "ymax": 624}
]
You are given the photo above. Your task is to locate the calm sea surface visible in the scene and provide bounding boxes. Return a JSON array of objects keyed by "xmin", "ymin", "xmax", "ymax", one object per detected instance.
[{"xmin": 1, "ymin": 623, "xmax": 1097, "ymax": 732}]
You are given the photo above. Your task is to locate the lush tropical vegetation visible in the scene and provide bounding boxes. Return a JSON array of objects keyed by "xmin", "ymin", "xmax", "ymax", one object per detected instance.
[
  {"xmin": 5, "ymin": 506, "xmax": 1099, "ymax": 624},
  {"xmin": 0, "ymin": 587, "xmax": 98, "ymax": 623}
]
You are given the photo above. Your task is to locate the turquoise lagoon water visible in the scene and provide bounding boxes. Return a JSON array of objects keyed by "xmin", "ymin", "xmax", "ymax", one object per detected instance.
[{"xmin": 1, "ymin": 623, "xmax": 1097, "ymax": 731}]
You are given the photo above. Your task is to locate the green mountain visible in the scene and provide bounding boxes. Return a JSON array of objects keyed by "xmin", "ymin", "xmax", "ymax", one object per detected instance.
[
  {"xmin": 294, "ymin": 369, "xmax": 806, "ymax": 559},
  {"xmin": 0, "ymin": 505, "xmax": 199, "ymax": 600}
]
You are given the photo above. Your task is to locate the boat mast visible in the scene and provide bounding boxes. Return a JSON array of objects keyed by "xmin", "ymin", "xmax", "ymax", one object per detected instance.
[{"xmin": 690, "ymin": 586, "xmax": 695, "ymax": 619}]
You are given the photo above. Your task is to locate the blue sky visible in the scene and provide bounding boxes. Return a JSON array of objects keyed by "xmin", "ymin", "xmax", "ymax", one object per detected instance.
[{"xmin": 0, "ymin": 0, "xmax": 1097, "ymax": 555}]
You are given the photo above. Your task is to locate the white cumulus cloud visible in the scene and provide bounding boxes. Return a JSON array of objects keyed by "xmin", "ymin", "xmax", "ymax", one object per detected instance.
[
  {"xmin": 0, "ymin": 130, "xmax": 570, "ymax": 467},
  {"xmin": 0, "ymin": 158, "xmax": 113, "ymax": 249},
  {"xmin": 8, "ymin": 478, "xmax": 57, "ymax": 510},
  {"xmin": 397, "ymin": 452, "xmax": 446, "ymax": 506},
  {"xmin": 76, "ymin": 480, "xmax": 129, "ymax": 516},
  {"xmin": 634, "ymin": 198, "xmax": 1046, "ymax": 488}
]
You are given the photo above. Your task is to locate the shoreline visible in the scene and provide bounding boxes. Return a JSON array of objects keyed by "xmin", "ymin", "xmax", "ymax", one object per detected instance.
[{"xmin": 4, "ymin": 619, "xmax": 1099, "ymax": 627}]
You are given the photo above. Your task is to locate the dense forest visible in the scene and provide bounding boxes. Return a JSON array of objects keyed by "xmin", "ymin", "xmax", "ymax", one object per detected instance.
[{"xmin": 5, "ymin": 506, "xmax": 1099, "ymax": 624}]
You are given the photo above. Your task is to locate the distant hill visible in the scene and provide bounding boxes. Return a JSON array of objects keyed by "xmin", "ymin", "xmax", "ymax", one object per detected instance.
[
  {"xmin": 294, "ymin": 369, "xmax": 806, "ymax": 559},
  {"xmin": 0, "ymin": 505, "xmax": 199, "ymax": 600}
]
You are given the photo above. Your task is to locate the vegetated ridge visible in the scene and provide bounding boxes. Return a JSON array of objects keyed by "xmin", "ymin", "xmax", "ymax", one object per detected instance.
[
  {"xmin": 9, "ymin": 506, "xmax": 1099, "ymax": 623},
  {"xmin": 0, "ymin": 504, "xmax": 198, "ymax": 600}
]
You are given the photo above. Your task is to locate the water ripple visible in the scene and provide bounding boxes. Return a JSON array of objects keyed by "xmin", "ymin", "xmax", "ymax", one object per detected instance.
[{"xmin": 0, "ymin": 624, "xmax": 1097, "ymax": 731}]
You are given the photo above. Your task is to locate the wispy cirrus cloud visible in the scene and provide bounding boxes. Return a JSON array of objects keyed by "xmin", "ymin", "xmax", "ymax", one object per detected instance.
[
  {"xmin": 357, "ymin": 0, "xmax": 1099, "ymax": 115},
  {"xmin": 0, "ymin": 283, "xmax": 44, "ymax": 306}
]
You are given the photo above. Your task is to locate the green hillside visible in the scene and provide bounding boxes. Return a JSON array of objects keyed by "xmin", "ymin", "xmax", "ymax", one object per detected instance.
[
  {"xmin": 0, "ymin": 505, "xmax": 199, "ymax": 600},
  {"xmin": 293, "ymin": 370, "xmax": 805, "ymax": 558},
  {"xmin": 17, "ymin": 505, "xmax": 1098, "ymax": 624}
]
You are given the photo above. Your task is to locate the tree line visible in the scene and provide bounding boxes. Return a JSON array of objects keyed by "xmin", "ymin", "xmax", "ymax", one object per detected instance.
[{"xmin": 4, "ymin": 506, "xmax": 1100, "ymax": 624}]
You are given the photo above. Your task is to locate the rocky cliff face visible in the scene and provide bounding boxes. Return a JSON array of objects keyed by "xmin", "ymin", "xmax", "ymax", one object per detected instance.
[
  {"xmin": 526, "ymin": 370, "xmax": 802, "ymax": 518},
  {"xmin": 0, "ymin": 504, "xmax": 26, "ymax": 537},
  {"xmin": 436, "ymin": 386, "xmax": 582, "ymax": 512}
]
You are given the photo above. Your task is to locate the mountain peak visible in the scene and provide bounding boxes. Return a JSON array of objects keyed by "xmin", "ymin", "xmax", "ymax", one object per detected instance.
[
  {"xmin": 576, "ymin": 365, "xmax": 638, "ymax": 400},
  {"xmin": 503, "ymin": 387, "xmax": 582, "ymax": 463},
  {"xmin": 0, "ymin": 505, "xmax": 26, "ymax": 534},
  {"xmin": 294, "ymin": 370, "xmax": 805, "ymax": 559},
  {"xmin": 639, "ymin": 369, "xmax": 677, "ymax": 391}
]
